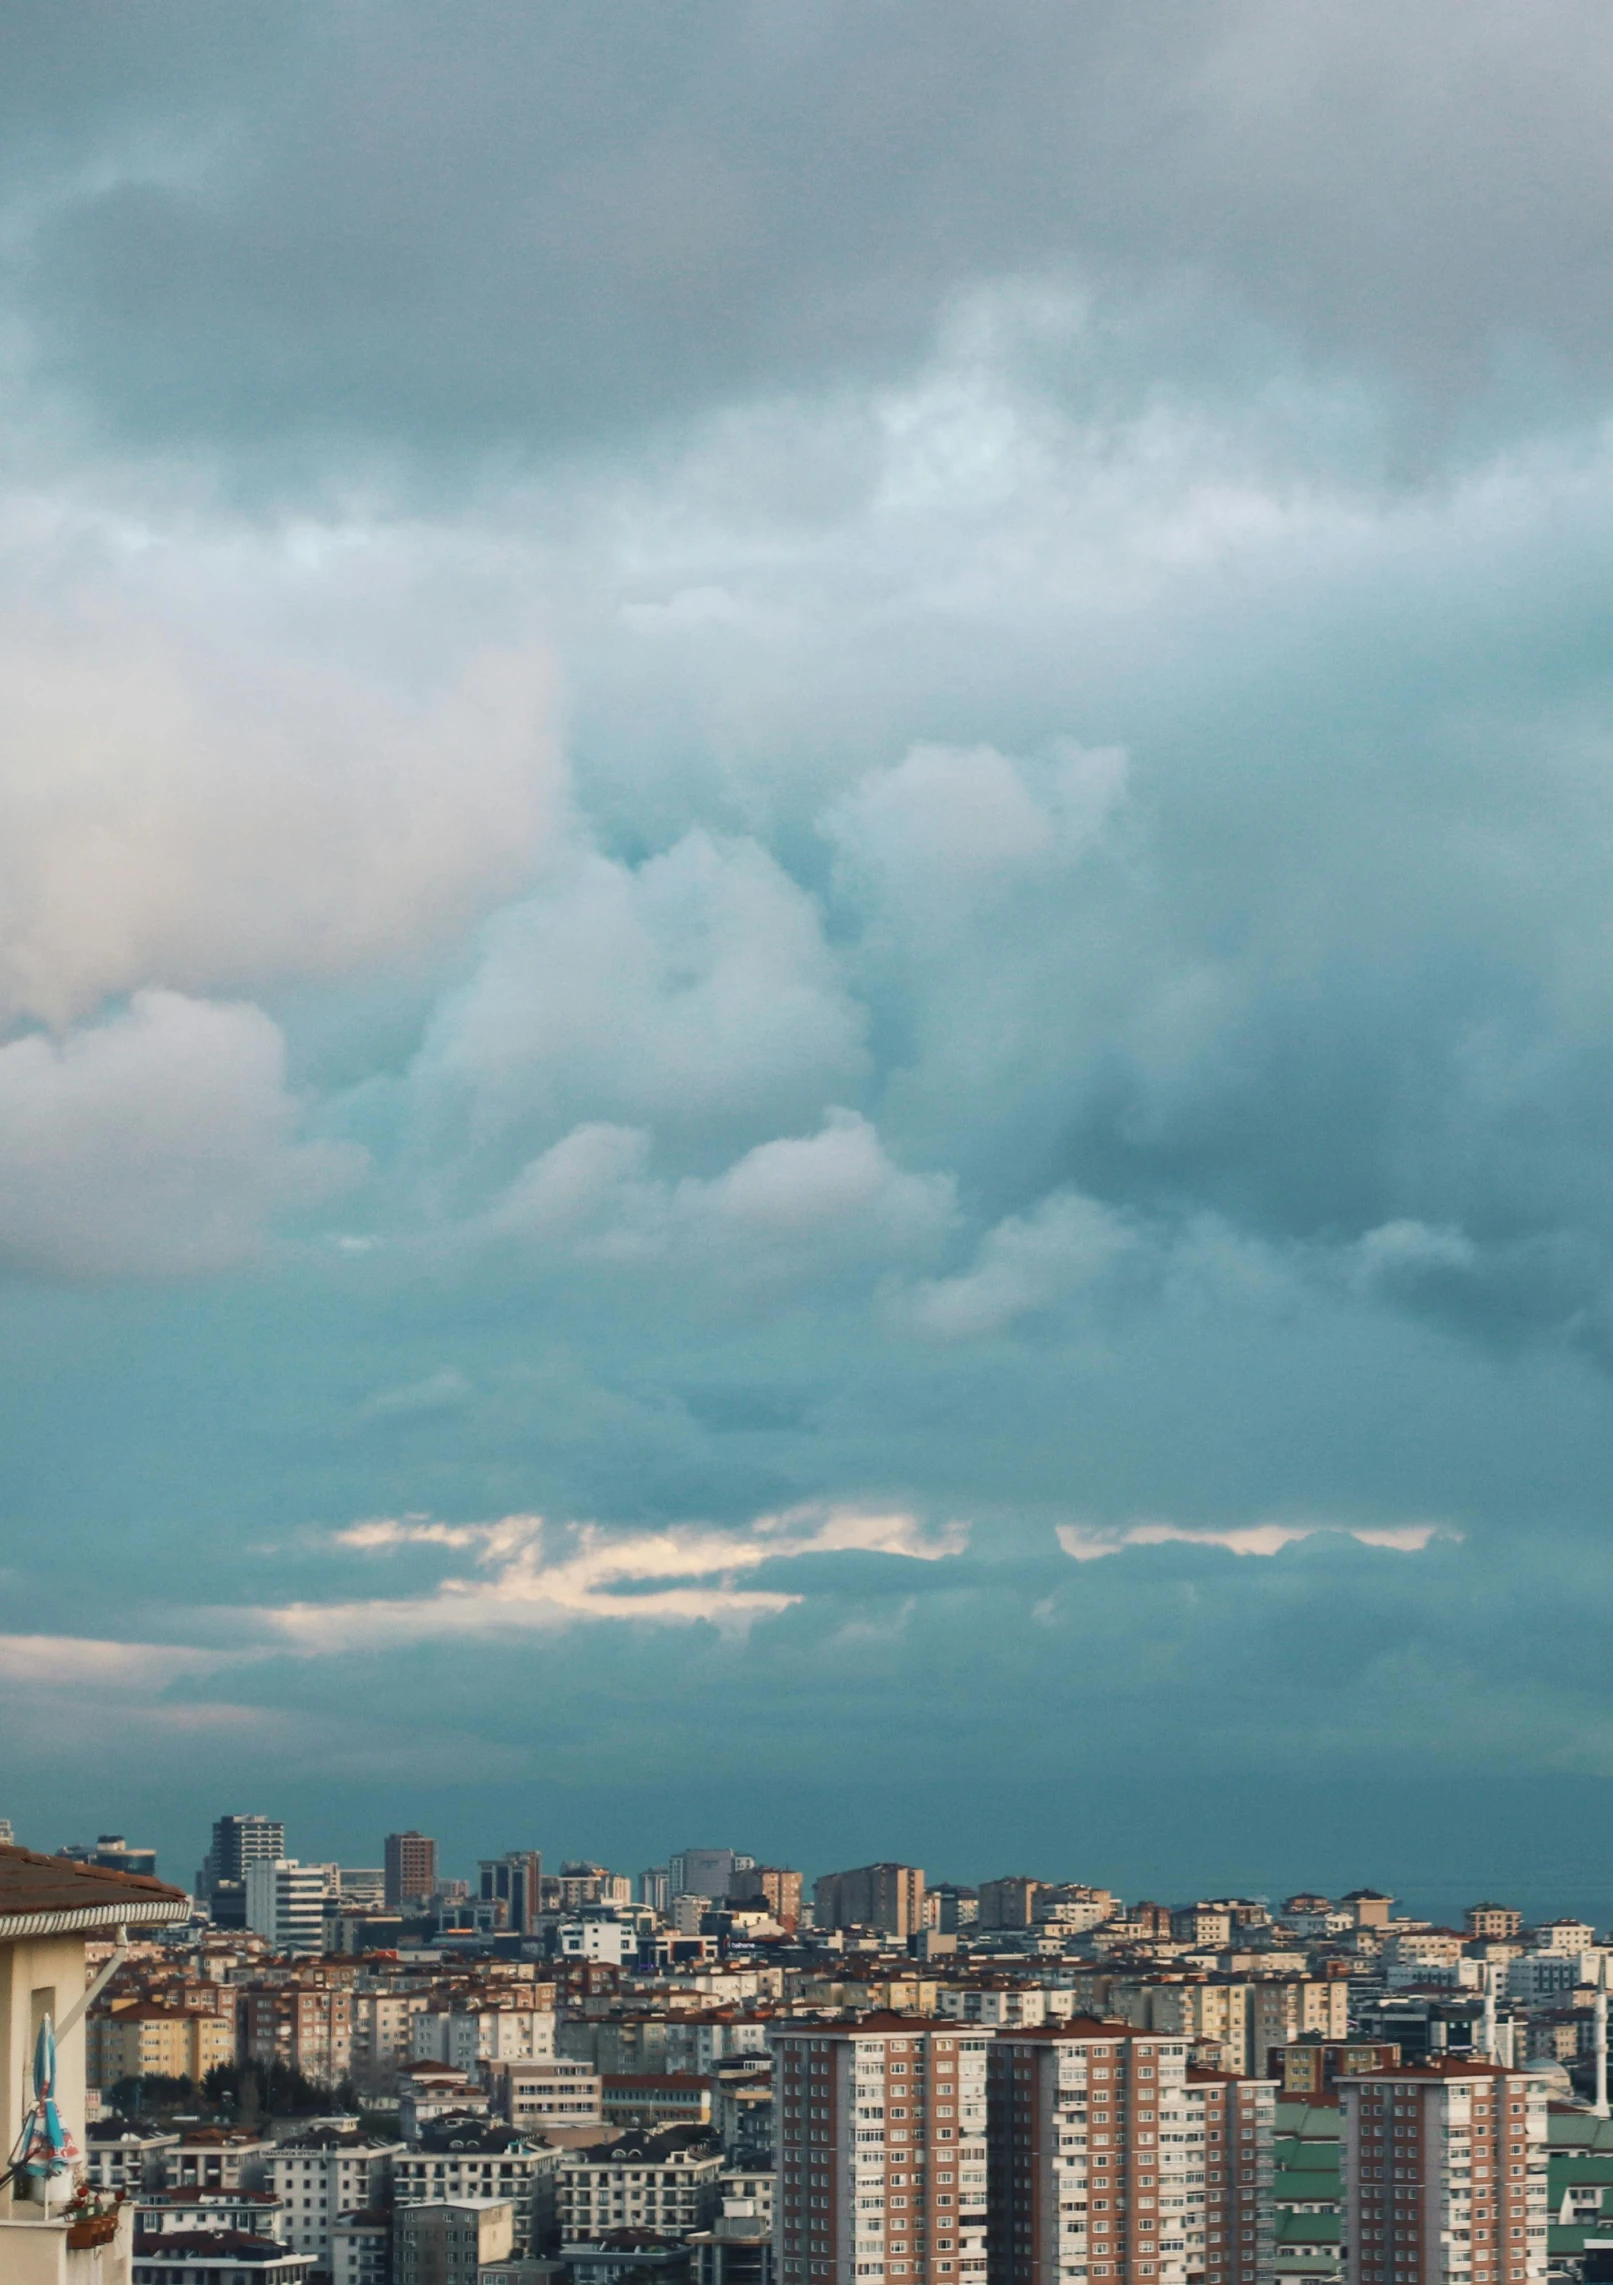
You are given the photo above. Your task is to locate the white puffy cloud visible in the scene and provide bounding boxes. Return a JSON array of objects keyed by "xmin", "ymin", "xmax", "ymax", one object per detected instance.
[
  {"xmin": 907, "ymin": 1189, "xmax": 1138, "ymax": 1339},
  {"xmin": 0, "ymin": 988, "xmax": 361, "ymax": 1278},
  {"xmin": 414, "ymin": 831, "xmax": 868, "ymax": 1167},
  {"xmin": 0, "ymin": 604, "xmax": 559, "ymax": 1026},
  {"xmin": 486, "ymin": 1108, "xmax": 955, "ymax": 1286}
]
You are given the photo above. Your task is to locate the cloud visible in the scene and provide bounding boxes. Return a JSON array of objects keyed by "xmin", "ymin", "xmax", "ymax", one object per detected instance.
[
  {"xmin": 0, "ymin": 1634, "xmax": 238, "ymax": 1691},
  {"xmin": 0, "ymin": 989, "xmax": 362, "ymax": 1278},
  {"xmin": 17, "ymin": 2, "xmax": 1613, "ymax": 482},
  {"xmin": 907, "ymin": 1189, "xmax": 1138, "ymax": 1339},
  {"xmin": 260, "ymin": 1503, "xmax": 971, "ymax": 1652},
  {"xmin": 412, "ymin": 832, "xmax": 867, "ymax": 1174},
  {"xmin": 0, "ymin": 604, "xmax": 560, "ymax": 1027},
  {"xmin": 1056, "ymin": 1519, "xmax": 1458, "ymax": 1562}
]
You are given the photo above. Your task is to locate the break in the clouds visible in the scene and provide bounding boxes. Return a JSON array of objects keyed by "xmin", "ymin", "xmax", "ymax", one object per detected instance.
[{"xmin": 9, "ymin": 2, "xmax": 1613, "ymax": 1898}]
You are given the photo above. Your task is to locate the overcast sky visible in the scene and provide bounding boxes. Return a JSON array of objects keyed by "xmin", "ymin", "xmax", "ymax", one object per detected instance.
[{"xmin": 7, "ymin": 2, "xmax": 1613, "ymax": 1910}]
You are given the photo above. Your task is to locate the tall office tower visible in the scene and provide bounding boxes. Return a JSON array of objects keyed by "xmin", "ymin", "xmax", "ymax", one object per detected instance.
[
  {"xmin": 775, "ymin": 2015, "xmax": 990, "ymax": 2285},
  {"xmin": 1189, "ymin": 2068, "xmax": 1276, "ymax": 2285},
  {"xmin": 671, "ymin": 1848, "xmax": 738, "ymax": 1899},
  {"xmin": 199, "ymin": 1812, "xmax": 285, "ymax": 1892},
  {"xmin": 639, "ymin": 1866, "xmax": 672, "ymax": 1912},
  {"xmin": 987, "ymin": 2021, "xmax": 1203, "ymax": 2285},
  {"xmin": 245, "ymin": 1859, "xmax": 333, "ymax": 1954},
  {"xmin": 481, "ymin": 1850, "xmax": 543, "ymax": 1932},
  {"xmin": 1340, "ymin": 2060, "xmax": 1548, "ymax": 2285},
  {"xmin": 385, "ymin": 1829, "xmax": 438, "ymax": 1908},
  {"xmin": 813, "ymin": 1863, "xmax": 927, "ymax": 1939}
]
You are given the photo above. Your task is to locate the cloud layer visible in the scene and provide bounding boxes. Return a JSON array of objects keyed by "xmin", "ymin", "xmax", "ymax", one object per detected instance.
[{"xmin": 5, "ymin": 2, "xmax": 1613, "ymax": 1898}]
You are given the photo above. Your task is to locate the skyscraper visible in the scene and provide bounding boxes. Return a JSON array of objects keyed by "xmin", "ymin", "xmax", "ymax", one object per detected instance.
[
  {"xmin": 671, "ymin": 1848, "xmax": 737, "ymax": 1899},
  {"xmin": 480, "ymin": 1850, "xmax": 543, "ymax": 1932},
  {"xmin": 384, "ymin": 1829, "xmax": 438, "ymax": 1908},
  {"xmin": 775, "ymin": 2014, "xmax": 989, "ymax": 2285},
  {"xmin": 198, "ymin": 1812, "xmax": 285, "ymax": 1925}
]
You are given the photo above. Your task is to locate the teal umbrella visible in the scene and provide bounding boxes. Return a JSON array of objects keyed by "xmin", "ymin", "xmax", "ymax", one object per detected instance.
[{"xmin": 13, "ymin": 2015, "xmax": 80, "ymax": 2197}]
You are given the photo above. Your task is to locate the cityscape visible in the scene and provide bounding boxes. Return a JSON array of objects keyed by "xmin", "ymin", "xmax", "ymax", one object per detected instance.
[
  {"xmin": 2, "ymin": 1815, "xmax": 1608, "ymax": 2285},
  {"xmin": 7, "ymin": 6, "xmax": 1613, "ymax": 2285}
]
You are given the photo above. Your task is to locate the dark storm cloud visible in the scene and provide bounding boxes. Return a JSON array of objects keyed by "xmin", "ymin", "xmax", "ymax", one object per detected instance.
[{"xmin": 14, "ymin": 1, "xmax": 1613, "ymax": 470}]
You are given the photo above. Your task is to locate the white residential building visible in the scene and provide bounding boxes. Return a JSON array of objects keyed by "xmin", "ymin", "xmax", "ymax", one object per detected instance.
[
  {"xmin": 265, "ymin": 2132, "xmax": 403, "ymax": 2272},
  {"xmin": 410, "ymin": 2006, "xmax": 556, "ymax": 2069}
]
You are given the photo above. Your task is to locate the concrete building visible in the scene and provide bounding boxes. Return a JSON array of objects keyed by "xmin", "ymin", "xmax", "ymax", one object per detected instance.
[
  {"xmin": 1189, "ymin": 2066, "xmax": 1277, "ymax": 2285},
  {"xmin": 1338, "ymin": 2059, "xmax": 1549, "ymax": 2285},
  {"xmin": 987, "ymin": 2021, "xmax": 1199, "ymax": 2285},
  {"xmin": 244, "ymin": 1862, "xmax": 331, "ymax": 1954},
  {"xmin": 87, "ymin": 2005, "xmax": 235, "ymax": 2089},
  {"xmin": 395, "ymin": 2196, "xmax": 515, "ymax": 2283},
  {"xmin": 730, "ymin": 1869, "xmax": 802, "ymax": 1930},
  {"xmin": 1466, "ymin": 1909, "xmax": 1525, "ymax": 1942},
  {"xmin": 489, "ymin": 2058, "xmax": 606, "ymax": 2134},
  {"xmin": 199, "ymin": 1818, "xmax": 286, "ymax": 1911},
  {"xmin": 672, "ymin": 1853, "xmax": 739, "ymax": 1902},
  {"xmin": 0, "ymin": 1840, "xmax": 190, "ymax": 2285},
  {"xmin": 690, "ymin": 2195, "xmax": 775, "ymax": 2285},
  {"xmin": 774, "ymin": 2013, "xmax": 989, "ymax": 2285},
  {"xmin": 329, "ymin": 2209, "xmax": 391, "ymax": 2285},
  {"xmin": 558, "ymin": 2128, "xmax": 726, "ymax": 2244},
  {"xmin": 385, "ymin": 1833, "xmax": 439, "ymax": 1911},
  {"xmin": 129, "ymin": 2240, "xmax": 315, "ymax": 2282},
  {"xmin": 978, "ymin": 1879, "xmax": 1046, "ymax": 1931},
  {"xmin": 239, "ymin": 1982, "xmax": 353, "ymax": 2085},
  {"xmin": 164, "ymin": 2131, "xmax": 277, "ymax": 2192},
  {"xmin": 265, "ymin": 2130, "xmax": 403, "ymax": 2272},
  {"xmin": 411, "ymin": 2005, "xmax": 557, "ymax": 2070},
  {"xmin": 394, "ymin": 2123, "xmax": 559, "ymax": 2257},
  {"xmin": 85, "ymin": 2123, "xmax": 181, "ymax": 2194},
  {"xmin": 811, "ymin": 1865, "xmax": 926, "ymax": 1939},
  {"xmin": 482, "ymin": 1853, "xmax": 544, "ymax": 1934}
]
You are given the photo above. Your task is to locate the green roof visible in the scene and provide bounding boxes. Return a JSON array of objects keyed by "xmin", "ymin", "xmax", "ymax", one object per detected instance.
[
  {"xmin": 1273, "ymin": 2106, "xmax": 1344, "ymax": 2146},
  {"xmin": 1276, "ymin": 2214, "xmax": 1341, "ymax": 2247},
  {"xmin": 1549, "ymin": 2155, "xmax": 1613, "ymax": 2185},
  {"xmin": 1548, "ymin": 2114, "xmax": 1613, "ymax": 2154},
  {"xmin": 1272, "ymin": 2257, "xmax": 1341, "ymax": 2279}
]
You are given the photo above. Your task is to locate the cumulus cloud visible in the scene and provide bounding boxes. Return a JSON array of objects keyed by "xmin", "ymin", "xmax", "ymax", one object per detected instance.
[
  {"xmin": 907, "ymin": 1190, "xmax": 1137, "ymax": 1339},
  {"xmin": 0, "ymin": 607, "xmax": 559, "ymax": 1027},
  {"xmin": 413, "ymin": 831, "xmax": 867, "ymax": 1172},
  {"xmin": 0, "ymin": 989, "xmax": 361, "ymax": 1278}
]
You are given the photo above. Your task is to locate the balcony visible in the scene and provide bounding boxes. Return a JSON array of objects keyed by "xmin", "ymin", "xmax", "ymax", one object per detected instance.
[{"xmin": 0, "ymin": 2205, "xmax": 134, "ymax": 2284}]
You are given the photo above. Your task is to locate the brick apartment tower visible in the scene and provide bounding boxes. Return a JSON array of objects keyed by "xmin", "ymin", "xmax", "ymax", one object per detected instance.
[
  {"xmin": 1189, "ymin": 2067, "xmax": 1276, "ymax": 2285},
  {"xmin": 384, "ymin": 1829, "xmax": 437, "ymax": 1908},
  {"xmin": 988, "ymin": 2022, "xmax": 1212, "ymax": 2285},
  {"xmin": 774, "ymin": 2014, "xmax": 989, "ymax": 2285},
  {"xmin": 1339, "ymin": 2060, "xmax": 1548, "ymax": 2285}
]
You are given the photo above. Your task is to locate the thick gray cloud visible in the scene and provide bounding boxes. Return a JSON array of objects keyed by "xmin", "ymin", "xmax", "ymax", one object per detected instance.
[
  {"xmin": 11, "ymin": 1, "xmax": 1613, "ymax": 477},
  {"xmin": 7, "ymin": 2, "xmax": 1613, "ymax": 1897}
]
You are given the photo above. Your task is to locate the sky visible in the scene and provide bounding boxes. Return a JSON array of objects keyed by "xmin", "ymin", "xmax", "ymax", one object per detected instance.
[{"xmin": 7, "ymin": 1, "xmax": 1613, "ymax": 1915}]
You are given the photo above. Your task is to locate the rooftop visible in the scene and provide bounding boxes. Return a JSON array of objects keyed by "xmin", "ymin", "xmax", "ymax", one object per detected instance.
[{"xmin": 0, "ymin": 1841, "xmax": 188, "ymax": 1939}]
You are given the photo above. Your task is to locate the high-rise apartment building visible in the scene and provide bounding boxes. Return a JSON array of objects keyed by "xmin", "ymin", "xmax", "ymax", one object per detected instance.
[
  {"xmin": 1339, "ymin": 2059, "xmax": 1548, "ymax": 2285},
  {"xmin": 384, "ymin": 1829, "xmax": 438, "ymax": 1908},
  {"xmin": 732, "ymin": 1866, "xmax": 803, "ymax": 1929},
  {"xmin": 481, "ymin": 1850, "xmax": 543, "ymax": 1931},
  {"xmin": 673, "ymin": 1848, "xmax": 738, "ymax": 1899},
  {"xmin": 813, "ymin": 1863, "xmax": 926, "ymax": 1938},
  {"xmin": 987, "ymin": 2021, "xmax": 1202, "ymax": 2285},
  {"xmin": 774, "ymin": 2014, "xmax": 989, "ymax": 2285},
  {"xmin": 1188, "ymin": 2066, "xmax": 1276, "ymax": 2285},
  {"xmin": 979, "ymin": 1878, "xmax": 1046, "ymax": 1930}
]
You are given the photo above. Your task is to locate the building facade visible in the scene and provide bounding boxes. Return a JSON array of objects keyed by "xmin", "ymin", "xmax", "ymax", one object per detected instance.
[
  {"xmin": 1338, "ymin": 2060, "xmax": 1549, "ymax": 2285},
  {"xmin": 774, "ymin": 2013, "xmax": 989, "ymax": 2285}
]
